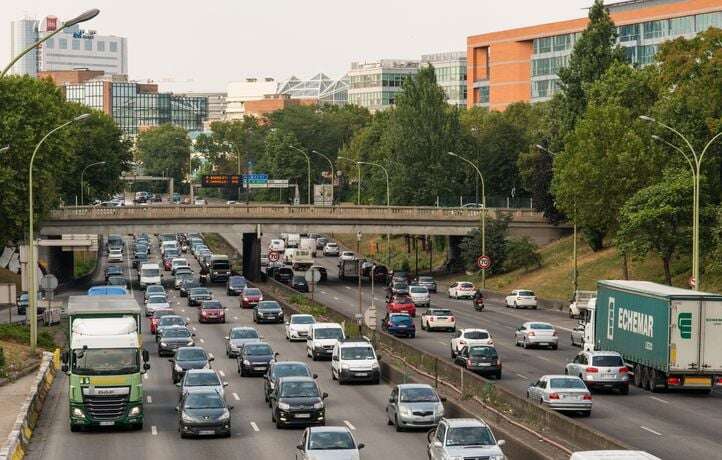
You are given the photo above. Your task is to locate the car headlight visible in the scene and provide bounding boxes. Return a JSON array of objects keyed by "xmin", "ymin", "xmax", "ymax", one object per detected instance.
[
  {"xmin": 174, "ymin": 364, "xmax": 183, "ymax": 372},
  {"xmin": 371, "ymin": 361, "xmax": 379, "ymax": 369},
  {"xmin": 243, "ymin": 360, "xmax": 250, "ymax": 366},
  {"xmin": 278, "ymin": 402, "xmax": 290, "ymax": 410},
  {"xmin": 435, "ymin": 403, "xmax": 445, "ymax": 416},
  {"xmin": 72, "ymin": 407, "xmax": 85, "ymax": 418},
  {"xmin": 129, "ymin": 406, "xmax": 142, "ymax": 416},
  {"xmin": 218, "ymin": 409, "xmax": 230, "ymax": 421},
  {"xmin": 341, "ymin": 364, "xmax": 350, "ymax": 370},
  {"xmin": 229, "ymin": 344, "xmax": 238, "ymax": 350},
  {"xmin": 159, "ymin": 342, "xmax": 167, "ymax": 347},
  {"xmin": 186, "ymin": 340, "xmax": 195, "ymax": 346},
  {"xmin": 182, "ymin": 413, "xmax": 196, "ymax": 423},
  {"xmin": 399, "ymin": 407, "xmax": 412, "ymax": 417}
]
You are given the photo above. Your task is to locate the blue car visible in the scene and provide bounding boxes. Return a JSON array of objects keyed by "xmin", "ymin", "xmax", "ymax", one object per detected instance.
[{"xmin": 382, "ymin": 313, "xmax": 416, "ymax": 338}]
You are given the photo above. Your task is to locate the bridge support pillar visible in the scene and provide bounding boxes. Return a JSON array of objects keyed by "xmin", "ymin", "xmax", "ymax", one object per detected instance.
[
  {"xmin": 242, "ymin": 232, "xmax": 262, "ymax": 281},
  {"xmin": 445, "ymin": 235, "xmax": 465, "ymax": 273},
  {"xmin": 38, "ymin": 243, "xmax": 74, "ymax": 284}
]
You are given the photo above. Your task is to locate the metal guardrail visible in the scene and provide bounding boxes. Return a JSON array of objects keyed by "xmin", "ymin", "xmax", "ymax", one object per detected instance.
[{"xmin": 48, "ymin": 205, "xmax": 548, "ymax": 223}]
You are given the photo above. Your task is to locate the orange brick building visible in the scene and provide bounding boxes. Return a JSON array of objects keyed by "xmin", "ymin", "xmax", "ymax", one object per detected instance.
[{"xmin": 467, "ymin": 0, "xmax": 722, "ymax": 110}]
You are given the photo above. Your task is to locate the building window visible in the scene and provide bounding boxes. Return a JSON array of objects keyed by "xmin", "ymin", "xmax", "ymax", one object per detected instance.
[
  {"xmin": 669, "ymin": 16, "xmax": 694, "ymax": 36},
  {"xmin": 618, "ymin": 24, "xmax": 639, "ymax": 42},
  {"xmin": 110, "ymin": 41, "xmax": 118, "ymax": 52},
  {"xmin": 97, "ymin": 41, "xmax": 105, "ymax": 51},
  {"xmin": 478, "ymin": 86, "xmax": 489, "ymax": 104},
  {"xmin": 697, "ymin": 12, "xmax": 722, "ymax": 31},
  {"xmin": 533, "ymin": 36, "xmax": 553, "ymax": 54},
  {"xmin": 46, "ymin": 38, "xmax": 54, "ymax": 48},
  {"xmin": 638, "ymin": 44, "xmax": 658, "ymax": 65},
  {"xmin": 72, "ymin": 39, "xmax": 80, "ymax": 50},
  {"xmin": 623, "ymin": 45, "xmax": 636, "ymax": 64},
  {"xmin": 84, "ymin": 40, "xmax": 92, "ymax": 51},
  {"xmin": 553, "ymin": 34, "xmax": 571, "ymax": 52},
  {"xmin": 643, "ymin": 20, "xmax": 667, "ymax": 40},
  {"xmin": 59, "ymin": 38, "xmax": 67, "ymax": 49}
]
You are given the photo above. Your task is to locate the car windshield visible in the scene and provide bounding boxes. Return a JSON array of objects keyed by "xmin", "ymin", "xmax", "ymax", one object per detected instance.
[
  {"xmin": 400, "ymin": 387, "xmax": 439, "ymax": 403},
  {"xmin": 518, "ymin": 290, "xmax": 535, "ymax": 296},
  {"xmin": 229, "ymin": 277, "xmax": 246, "ymax": 286},
  {"xmin": 326, "ymin": 243, "xmax": 337, "ymax": 248},
  {"xmin": 212, "ymin": 260, "xmax": 230, "ymax": 269},
  {"xmin": 177, "ymin": 274, "xmax": 193, "ymax": 281},
  {"xmin": 230, "ymin": 329, "xmax": 258, "ymax": 339},
  {"xmin": 464, "ymin": 331, "xmax": 489, "ymax": 340},
  {"xmin": 258, "ymin": 302, "xmax": 280, "ymax": 311},
  {"xmin": 410, "ymin": 287, "xmax": 427, "ymax": 294},
  {"xmin": 72, "ymin": 348, "xmax": 139, "ymax": 375},
  {"xmin": 592, "ymin": 355, "xmax": 624, "ymax": 367},
  {"xmin": 530, "ymin": 323, "xmax": 554, "ymax": 330},
  {"xmin": 244, "ymin": 344, "xmax": 272, "ymax": 356},
  {"xmin": 244, "ymin": 288, "xmax": 262, "ymax": 296},
  {"xmin": 142, "ymin": 268, "xmax": 160, "ymax": 277},
  {"xmin": 163, "ymin": 328, "xmax": 191, "ymax": 338},
  {"xmin": 185, "ymin": 373, "xmax": 220, "ymax": 386},
  {"xmin": 108, "ymin": 277, "xmax": 126, "ymax": 285},
  {"xmin": 191, "ymin": 288, "xmax": 210, "ymax": 296},
  {"xmin": 160, "ymin": 317, "xmax": 185, "ymax": 326},
  {"xmin": 550, "ymin": 378, "xmax": 587, "ymax": 389},
  {"xmin": 148, "ymin": 296, "xmax": 167, "ymax": 304},
  {"xmin": 292, "ymin": 316, "xmax": 315, "ymax": 324},
  {"xmin": 445, "ymin": 426, "xmax": 496, "ymax": 447},
  {"xmin": 431, "ymin": 309, "xmax": 452, "ymax": 316},
  {"xmin": 201, "ymin": 302, "xmax": 223, "ymax": 309},
  {"xmin": 176, "ymin": 349, "xmax": 207, "ymax": 361},
  {"xmin": 184, "ymin": 393, "xmax": 224, "ymax": 409},
  {"xmin": 280, "ymin": 381, "xmax": 318, "ymax": 398},
  {"xmin": 315, "ymin": 328, "xmax": 343, "ymax": 340},
  {"xmin": 273, "ymin": 364, "xmax": 310, "ymax": 379},
  {"xmin": 459, "ymin": 283, "xmax": 474, "ymax": 289},
  {"xmin": 393, "ymin": 282, "xmax": 408, "ymax": 289},
  {"xmin": 419, "ymin": 277, "xmax": 433, "ymax": 282},
  {"xmin": 147, "ymin": 286, "xmax": 164, "ymax": 295},
  {"xmin": 309, "ymin": 431, "xmax": 355, "ymax": 450},
  {"xmin": 340, "ymin": 346, "xmax": 374, "ymax": 360},
  {"xmin": 469, "ymin": 347, "xmax": 497, "ymax": 358}
]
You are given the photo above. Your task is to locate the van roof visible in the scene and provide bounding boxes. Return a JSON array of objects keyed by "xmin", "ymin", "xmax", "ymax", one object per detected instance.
[
  {"xmin": 67, "ymin": 295, "xmax": 141, "ymax": 315},
  {"xmin": 599, "ymin": 280, "xmax": 722, "ymax": 300},
  {"xmin": 311, "ymin": 322, "xmax": 342, "ymax": 329}
]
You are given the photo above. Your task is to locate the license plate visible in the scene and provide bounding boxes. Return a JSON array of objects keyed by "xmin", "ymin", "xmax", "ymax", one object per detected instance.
[
  {"xmin": 254, "ymin": 366, "xmax": 266, "ymax": 371},
  {"xmin": 295, "ymin": 413, "xmax": 311, "ymax": 418},
  {"xmin": 99, "ymin": 421, "xmax": 115, "ymax": 426},
  {"xmin": 355, "ymin": 372, "xmax": 368, "ymax": 377},
  {"xmin": 478, "ymin": 363, "xmax": 491, "ymax": 367},
  {"xmin": 538, "ymin": 343, "xmax": 548, "ymax": 346},
  {"xmin": 198, "ymin": 430, "xmax": 215, "ymax": 435},
  {"xmin": 398, "ymin": 325, "xmax": 407, "ymax": 328},
  {"xmin": 685, "ymin": 376, "xmax": 711, "ymax": 386}
]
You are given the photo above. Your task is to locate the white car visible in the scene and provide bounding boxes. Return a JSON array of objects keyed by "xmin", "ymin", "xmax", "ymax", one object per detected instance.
[
  {"xmin": 339, "ymin": 250, "xmax": 355, "ymax": 261},
  {"xmin": 331, "ymin": 337, "xmax": 380, "ymax": 384},
  {"xmin": 171, "ymin": 258, "xmax": 189, "ymax": 274},
  {"xmin": 428, "ymin": 418, "xmax": 505, "ymax": 460},
  {"xmin": 306, "ymin": 323, "xmax": 345, "ymax": 361},
  {"xmin": 296, "ymin": 426, "xmax": 364, "ymax": 460},
  {"xmin": 447, "ymin": 281, "xmax": 475, "ymax": 299},
  {"xmin": 285, "ymin": 314, "xmax": 317, "ymax": 341},
  {"xmin": 108, "ymin": 248, "xmax": 123, "ymax": 263},
  {"xmin": 323, "ymin": 242, "xmax": 340, "ymax": 256},
  {"xmin": 526, "ymin": 375, "xmax": 592, "ymax": 416},
  {"xmin": 145, "ymin": 295, "xmax": 171, "ymax": 316},
  {"xmin": 409, "ymin": 285, "xmax": 430, "ymax": 307},
  {"xmin": 450, "ymin": 328, "xmax": 493, "ymax": 358},
  {"xmin": 194, "ymin": 198, "xmax": 207, "ymax": 206},
  {"xmin": 505, "ymin": 289, "xmax": 538, "ymax": 309},
  {"xmin": 421, "ymin": 308, "xmax": 455, "ymax": 332},
  {"xmin": 268, "ymin": 239, "xmax": 285, "ymax": 252}
]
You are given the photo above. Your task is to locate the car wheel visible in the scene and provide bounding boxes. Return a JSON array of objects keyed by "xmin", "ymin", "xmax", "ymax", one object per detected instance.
[
  {"xmin": 522, "ymin": 338, "xmax": 528, "ymax": 349},
  {"xmin": 312, "ymin": 351, "xmax": 318, "ymax": 361},
  {"xmin": 551, "ymin": 344, "xmax": 558, "ymax": 350},
  {"xmin": 514, "ymin": 302, "xmax": 518, "ymax": 309},
  {"xmin": 634, "ymin": 364, "xmax": 643, "ymax": 387},
  {"xmin": 395, "ymin": 415, "xmax": 403, "ymax": 432},
  {"xmin": 495, "ymin": 371, "xmax": 502, "ymax": 379},
  {"xmin": 450, "ymin": 348, "xmax": 456, "ymax": 359},
  {"xmin": 620, "ymin": 384, "xmax": 630, "ymax": 395},
  {"xmin": 331, "ymin": 368, "xmax": 337, "ymax": 381}
]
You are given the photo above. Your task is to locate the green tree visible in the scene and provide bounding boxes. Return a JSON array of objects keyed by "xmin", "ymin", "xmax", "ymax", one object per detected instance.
[
  {"xmin": 195, "ymin": 116, "xmax": 268, "ymax": 175},
  {"xmin": 255, "ymin": 129, "xmax": 306, "ymax": 202},
  {"xmin": 503, "ymin": 237, "xmax": 542, "ymax": 272},
  {"xmin": 136, "ymin": 124, "xmax": 191, "ymax": 192},
  {"xmin": 459, "ymin": 214, "xmax": 511, "ymax": 274}
]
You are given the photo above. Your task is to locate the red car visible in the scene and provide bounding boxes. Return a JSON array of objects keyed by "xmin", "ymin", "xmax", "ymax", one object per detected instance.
[
  {"xmin": 150, "ymin": 309, "xmax": 175, "ymax": 334},
  {"xmin": 163, "ymin": 257, "xmax": 173, "ymax": 271},
  {"xmin": 240, "ymin": 287, "xmax": 263, "ymax": 309},
  {"xmin": 386, "ymin": 294, "xmax": 416, "ymax": 317},
  {"xmin": 198, "ymin": 300, "xmax": 226, "ymax": 323}
]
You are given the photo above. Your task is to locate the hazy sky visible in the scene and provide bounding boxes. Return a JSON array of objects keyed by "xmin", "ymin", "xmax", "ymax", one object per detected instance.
[{"xmin": 3, "ymin": 0, "xmax": 598, "ymax": 93}]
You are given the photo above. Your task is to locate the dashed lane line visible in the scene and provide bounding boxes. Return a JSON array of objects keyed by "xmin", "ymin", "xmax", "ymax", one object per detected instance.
[
  {"xmin": 146, "ymin": 395, "xmax": 152, "ymax": 404},
  {"xmin": 640, "ymin": 426, "xmax": 663, "ymax": 436},
  {"xmin": 333, "ymin": 297, "xmax": 340, "ymax": 301},
  {"xmin": 515, "ymin": 373, "xmax": 528, "ymax": 380},
  {"xmin": 219, "ymin": 370, "xmax": 226, "ymax": 378},
  {"xmin": 143, "ymin": 373, "xmax": 149, "ymax": 380},
  {"xmin": 250, "ymin": 422, "xmax": 260, "ymax": 432},
  {"xmin": 232, "ymin": 392, "xmax": 240, "ymax": 401},
  {"xmin": 151, "ymin": 425, "xmax": 158, "ymax": 436},
  {"xmin": 199, "ymin": 338, "xmax": 205, "ymax": 344},
  {"xmin": 649, "ymin": 396, "xmax": 669, "ymax": 404}
]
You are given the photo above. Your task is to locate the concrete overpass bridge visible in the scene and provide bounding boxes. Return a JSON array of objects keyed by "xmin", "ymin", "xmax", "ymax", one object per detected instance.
[{"xmin": 41, "ymin": 205, "xmax": 569, "ymax": 281}]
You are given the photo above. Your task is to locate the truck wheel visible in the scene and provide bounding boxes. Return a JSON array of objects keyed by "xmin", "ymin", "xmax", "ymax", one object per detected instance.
[
  {"xmin": 648, "ymin": 369, "xmax": 660, "ymax": 393},
  {"xmin": 634, "ymin": 364, "xmax": 643, "ymax": 387},
  {"xmin": 131, "ymin": 422, "xmax": 143, "ymax": 431},
  {"xmin": 70, "ymin": 423, "xmax": 82, "ymax": 432}
]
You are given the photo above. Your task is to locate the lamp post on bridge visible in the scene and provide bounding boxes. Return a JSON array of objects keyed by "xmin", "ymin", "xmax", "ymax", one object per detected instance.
[{"xmin": 80, "ymin": 161, "xmax": 106, "ymax": 206}]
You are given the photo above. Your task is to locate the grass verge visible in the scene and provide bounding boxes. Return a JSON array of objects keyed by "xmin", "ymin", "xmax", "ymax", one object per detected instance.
[
  {"xmin": 74, "ymin": 251, "xmax": 97, "ymax": 278},
  {"xmin": 203, "ymin": 234, "xmax": 243, "ymax": 273}
]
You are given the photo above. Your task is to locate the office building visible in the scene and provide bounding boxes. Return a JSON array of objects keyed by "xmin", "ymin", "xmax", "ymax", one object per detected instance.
[
  {"xmin": 9, "ymin": 15, "xmax": 127, "ymax": 77},
  {"xmin": 347, "ymin": 59, "xmax": 419, "ymax": 111},
  {"xmin": 43, "ymin": 70, "xmax": 207, "ymax": 136},
  {"xmin": 277, "ymin": 73, "xmax": 348, "ymax": 106},
  {"xmin": 421, "ymin": 51, "xmax": 467, "ymax": 107},
  {"xmin": 177, "ymin": 92, "xmax": 226, "ymax": 130},
  {"xmin": 225, "ymin": 78, "xmax": 278, "ymax": 119},
  {"xmin": 467, "ymin": 0, "xmax": 722, "ymax": 110}
]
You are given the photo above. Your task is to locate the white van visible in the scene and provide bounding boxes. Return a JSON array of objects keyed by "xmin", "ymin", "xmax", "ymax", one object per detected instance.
[
  {"xmin": 286, "ymin": 234, "xmax": 300, "ymax": 248},
  {"xmin": 331, "ymin": 337, "xmax": 380, "ymax": 384},
  {"xmin": 161, "ymin": 240, "xmax": 178, "ymax": 256},
  {"xmin": 306, "ymin": 322, "xmax": 345, "ymax": 361},
  {"xmin": 139, "ymin": 263, "xmax": 162, "ymax": 289},
  {"xmin": 269, "ymin": 239, "xmax": 285, "ymax": 252},
  {"xmin": 570, "ymin": 451, "xmax": 661, "ymax": 460}
]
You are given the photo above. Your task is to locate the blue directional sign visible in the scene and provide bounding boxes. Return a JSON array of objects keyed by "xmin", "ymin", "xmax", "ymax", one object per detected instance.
[{"xmin": 243, "ymin": 173, "xmax": 268, "ymax": 185}]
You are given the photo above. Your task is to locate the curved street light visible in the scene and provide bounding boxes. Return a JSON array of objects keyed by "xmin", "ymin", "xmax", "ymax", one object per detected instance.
[
  {"xmin": 289, "ymin": 145, "xmax": 311, "ymax": 205},
  {"xmin": 80, "ymin": 161, "xmax": 107, "ymax": 205},
  {"xmin": 311, "ymin": 150, "xmax": 334, "ymax": 205},
  {"xmin": 2, "ymin": 9, "xmax": 100, "ymax": 77},
  {"xmin": 0, "ymin": 146, "xmax": 9, "ymax": 154},
  {"xmin": 28, "ymin": 113, "xmax": 90, "ymax": 352}
]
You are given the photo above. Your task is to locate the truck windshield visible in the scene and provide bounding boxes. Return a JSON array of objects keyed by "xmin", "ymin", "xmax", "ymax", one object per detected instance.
[
  {"xmin": 212, "ymin": 261, "xmax": 230, "ymax": 269},
  {"xmin": 72, "ymin": 348, "xmax": 139, "ymax": 375}
]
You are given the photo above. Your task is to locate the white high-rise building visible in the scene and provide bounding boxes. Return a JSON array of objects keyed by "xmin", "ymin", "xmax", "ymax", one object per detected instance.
[
  {"xmin": 225, "ymin": 78, "xmax": 278, "ymax": 119},
  {"xmin": 9, "ymin": 15, "xmax": 127, "ymax": 77}
]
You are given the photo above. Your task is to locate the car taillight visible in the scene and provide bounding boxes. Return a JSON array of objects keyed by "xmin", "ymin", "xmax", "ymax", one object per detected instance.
[
  {"xmin": 428, "ymin": 317, "xmax": 434, "ymax": 322},
  {"xmin": 488, "ymin": 340, "xmax": 494, "ymax": 345},
  {"xmin": 548, "ymin": 392, "xmax": 560, "ymax": 400},
  {"xmin": 528, "ymin": 331, "xmax": 535, "ymax": 336},
  {"xmin": 619, "ymin": 367, "xmax": 629, "ymax": 374},
  {"xmin": 552, "ymin": 331, "xmax": 558, "ymax": 337},
  {"xmin": 459, "ymin": 340, "xmax": 466, "ymax": 346},
  {"xmin": 582, "ymin": 393, "xmax": 592, "ymax": 400},
  {"xmin": 715, "ymin": 376, "xmax": 722, "ymax": 386},
  {"xmin": 586, "ymin": 367, "xmax": 599, "ymax": 373},
  {"xmin": 449, "ymin": 316, "xmax": 455, "ymax": 322},
  {"xmin": 667, "ymin": 376, "xmax": 682, "ymax": 386}
]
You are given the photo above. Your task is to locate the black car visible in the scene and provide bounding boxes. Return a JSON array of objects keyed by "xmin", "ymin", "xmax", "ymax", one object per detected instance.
[
  {"xmin": 264, "ymin": 361, "xmax": 316, "ymax": 406},
  {"xmin": 150, "ymin": 193, "xmax": 162, "ymax": 202},
  {"xmin": 291, "ymin": 276, "xmax": 309, "ymax": 292},
  {"xmin": 274, "ymin": 267, "xmax": 294, "ymax": 284},
  {"xmin": 270, "ymin": 376, "xmax": 327, "ymax": 429},
  {"xmin": 188, "ymin": 287, "xmax": 212, "ymax": 306},
  {"xmin": 107, "ymin": 275, "xmax": 128, "ymax": 288},
  {"xmin": 454, "ymin": 345, "xmax": 502, "ymax": 379},
  {"xmin": 389, "ymin": 281, "xmax": 410, "ymax": 296},
  {"xmin": 133, "ymin": 251, "xmax": 149, "ymax": 270},
  {"xmin": 414, "ymin": 276, "xmax": 437, "ymax": 293},
  {"xmin": 177, "ymin": 390, "xmax": 232, "ymax": 438},
  {"xmin": 253, "ymin": 301, "xmax": 284, "ymax": 324},
  {"xmin": 171, "ymin": 347, "xmax": 213, "ymax": 383},
  {"xmin": 156, "ymin": 315, "xmax": 188, "ymax": 342},
  {"xmin": 104, "ymin": 266, "xmax": 124, "ymax": 282},
  {"xmin": 158, "ymin": 326, "xmax": 195, "ymax": 356},
  {"xmin": 226, "ymin": 275, "xmax": 247, "ymax": 296},
  {"xmin": 315, "ymin": 237, "xmax": 328, "ymax": 250},
  {"xmin": 391, "ymin": 271, "xmax": 410, "ymax": 283},
  {"xmin": 237, "ymin": 342, "xmax": 275, "ymax": 377},
  {"xmin": 179, "ymin": 279, "xmax": 199, "ymax": 297}
]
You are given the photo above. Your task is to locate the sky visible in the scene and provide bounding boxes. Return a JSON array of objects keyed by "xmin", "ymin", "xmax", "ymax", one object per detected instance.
[{"xmin": 3, "ymin": 0, "xmax": 600, "ymax": 93}]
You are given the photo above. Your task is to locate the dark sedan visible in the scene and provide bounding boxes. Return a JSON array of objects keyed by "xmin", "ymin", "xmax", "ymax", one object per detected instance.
[
  {"xmin": 270, "ymin": 376, "xmax": 327, "ymax": 429},
  {"xmin": 414, "ymin": 276, "xmax": 437, "ymax": 293},
  {"xmin": 237, "ymin": 342, "xmax": 275, "ymax": 377},
  {"xmin": 171, "ymin": 347, "xmax": 213, "ymax": 383},
  {"xmin": 264, "ymin": 361, "xmax": 316, "ymax": 406},
  {"xmin": 253, "ymin": 301, "xmax": 284, "ymax": 324},
  {"xmin": 198, "ymin": 300, "xmax": 226, "ymax": 324},
  {"xmin": 156, "ymin": 315, "xmax": 188, "ymax": 342},
  {"xmin": 179, "ymin": 279, "xmax": 199, "ymax": 297},
  {"xmin": 107, "ymin": 275, "xmax": 128, "ymax": 288},
  {"xmin": 310, "ymin": 265, "xmax": 328, "ymax": 282},
  {"xmin": 274, "ymin": 267, "xmax": 294, "ymax": 284},
  {"xmin": 382, "ymin": 313, "xmax": 416, "ymax": 338},
  {"xmin": 177, "ymin": 390, "xmax": 232, "ymax": 438},
  {"xmin": 226, "ymin": 275, "xmax": 247, "ymax": 296},
  {"xmin": 158, "ymin": 326, "xmax": 195, "ymax": 356},
  {"xmin": 454, "ymin": 345, "xmax": 502, "ymax": 379},
  {"xmin": 104, "ymin": 266, "xmax": 123, "ymax": 282},
  {"xmin": 132, "ymin": 252, "xmax": 149, "ymax": 270},
  {"xmin": 188, "ymin": 287, "xmax": 212, "ymax": 306},
  {"xmin": 291, "ymin": 276, "xmax": 309, "ymax": 292}
]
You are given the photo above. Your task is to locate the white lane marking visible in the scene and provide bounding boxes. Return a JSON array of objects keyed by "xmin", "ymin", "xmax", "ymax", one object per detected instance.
[
  {"xmin": 344, "ymin": 286, "xmax": 351, "ymax": 290},
  {"xmin": 640, "ymin": 425, "xmax": 663, "ymax": 436},
  {"xmin": 333, "ymin": 297, "xmax": 340, "ymax": 301},
  {"xmin": 143, "ymin": 372, "xmax": 149, "ymax": 380},
  {"xmin": 233, "ymin": 316, "xmax": 239, "ymax": 321},
  {"xmin": 649, "ymin": 396, "xmax": 669, "ymax": 404},
  {"xmin": 515, "ymin": 373, "xmax": 528, "ymax": 379},
  {"xmin": 536, "ymin": 355, "xmax": 551, "ymax": 362},
  {"xmin": 151, "ymin": 425, "xmax": 158, "ymax": 435},
  {"xmin": 181, "ymin": 309, "xmax": 185, "ymax": 313},
  {"xmin": 199, "ymin": 338, "xmax": 205, "ymax": 344},
  {"xmin": 232, "ymin": 392, "xmax": 240, "ymax": 401},
  {"xmin": 344, "ymin": 420, "xmax": 356, "ymax": 430},
  {"xmin": 192, "ymin": 326, "xmax": 197, "ymax": 331},
  {"xmin": 556, "ymin": 326, "xmax": 573, "ymax": 332},
  {"xmin": 146, "ymin": 395, "xmax": 152, "ymax": 404},
  {"xmin": 186, "ymin": 317, "xmax": 191, "ymax": 322},
  {"xmin": 437, "ymin": 341, "xmax": 447, "ymax": 346},
  {"xmin": 219, "ymin": 370, "xmax": 226, "ymax": 378},
  {"xmin": 250, "ymin": 421, "xmax": 260, "ymax": 432}
]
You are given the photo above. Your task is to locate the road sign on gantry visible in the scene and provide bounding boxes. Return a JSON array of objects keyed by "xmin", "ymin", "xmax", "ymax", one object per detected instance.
[{"xmin": 476, "ymin": 255, "xmax": 492, "ymax": 270}]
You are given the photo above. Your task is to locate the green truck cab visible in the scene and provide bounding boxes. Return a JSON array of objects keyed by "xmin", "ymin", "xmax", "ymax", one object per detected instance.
[
  {"xmin": 586, "ymin": 280, "xmax": 722, "ymax": 393},
  {"xmin": 61, "ymin": 296, "xmax": 149, "ymax": 431}
]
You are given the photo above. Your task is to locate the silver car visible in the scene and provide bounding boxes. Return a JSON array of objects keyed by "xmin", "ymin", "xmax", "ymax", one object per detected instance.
[
  {"xmin": 408, "ymin": 285, "xmax": 431, "ymax": 307},
  {"xmin": 386, "ymin": 384, "xmax": 445, "ymax": 431},
  {"xmin": 224, "ymin": 326, "xmax": 261, "ymax": 358},
  {"xmin": 428, "ymin": 418, "xmax": 505, "ymax": 460},
  {"xmin": 514, "ymin": 321, "xmax": 558, "ymax": 350},
  {"xmin": 177, "ymin": 369, "xmax": 228, "ymax": 399},
  {"xmin": 526, "ymin": 375, "xmax": 592, "ymax": 416},
  {"xmin": 566, "ymin": 351, "xmax": 630, "ymax": 394},
  {"xmin": 296, "ymin": 426, "xmax": 364, "ymax": 460}
]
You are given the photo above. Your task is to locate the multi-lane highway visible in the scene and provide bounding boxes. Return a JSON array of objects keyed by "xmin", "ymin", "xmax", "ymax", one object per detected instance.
[
  {"xmin": 25, "ymin": 236, "xmax": 429, "ymax": 460},
  {"xmin": 234, "ymin": 233, "xmax": 722, "ymax": 460}
]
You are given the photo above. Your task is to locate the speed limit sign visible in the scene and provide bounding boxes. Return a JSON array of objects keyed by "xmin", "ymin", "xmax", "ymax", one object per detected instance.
[
  {"xmin": 268, "ymin": 251, "xmax": 280, "ymax": 263},
  {"xmin": 476, "ymin": 255, "xmax": 492, "ymax": 270}
]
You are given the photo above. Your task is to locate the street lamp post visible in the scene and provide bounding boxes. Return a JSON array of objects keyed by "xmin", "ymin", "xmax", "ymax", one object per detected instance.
[
  {"xmin": 641, "ymin": 115, "xmax": 722, "ymax": 290},
  {"xmin": 311, "ymin": 150, "xmax": 334, "ymax": 205},
  {"xmin": 337, "ymin": 156, "xmax": 362, "ymax": 205},
  {"xmin": 357, "ymin": 231, "xmax": 363, "ymax": 336},
  {"xmin": 2, "ymin": 9, "xmax": 100, "ymax": 77},
  {"xmin": 358, "ymin": 161, "xmax": 391, "ymax": 266},
  {"xmin": 188, "ymin": 150, "xmax": 195, "ymax": 204},
  {"xmin": 80, "ymin": 161, "xmax": 106, "ymax": 206},
  {"xmin": 28, "ymin": 113, "xmax": 90, "ymax": 352},
  {"xmin": 290, "ymin": 145, "xmax": 311, "ymax": 205},
  {"xmin": 448, "ymin": 152, "xmax": 487, "ymax": 288}
]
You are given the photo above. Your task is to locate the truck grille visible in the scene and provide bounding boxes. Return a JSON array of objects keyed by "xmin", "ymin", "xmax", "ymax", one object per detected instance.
[{"xmin": 83, "ymin": 394, "xmax": 129, "ymax": 420}]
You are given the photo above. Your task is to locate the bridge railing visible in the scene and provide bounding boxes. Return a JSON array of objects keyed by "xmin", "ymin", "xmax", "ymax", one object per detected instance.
[{"xmin": 49, "ymin": 205, "xmax": 547, "ymax": 222}]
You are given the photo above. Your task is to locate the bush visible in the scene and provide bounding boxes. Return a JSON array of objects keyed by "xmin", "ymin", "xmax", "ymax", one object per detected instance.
[
  {"xmin": 503, "ymin": 237, "xmax": 542, "ymax": 272},
  {"xmin": 0, "ymin": 324, "xmax": 56, "ymax": 349}
]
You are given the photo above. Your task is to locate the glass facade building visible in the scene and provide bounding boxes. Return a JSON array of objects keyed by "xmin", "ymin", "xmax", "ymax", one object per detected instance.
[
  {"xmin": 277, "ymin": 73, "xmax": 348, "ymax": 105},
  {"xmin": 347, "ymin": 60, "xmax": 420, "ymax": 111},
  {"xmin": 421, "ymin": 52, "xmax": 467, "ymax": 107}
]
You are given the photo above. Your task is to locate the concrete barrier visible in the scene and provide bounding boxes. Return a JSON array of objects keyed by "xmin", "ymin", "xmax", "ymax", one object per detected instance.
[{"xmin": 0, "ymin": 350, "xmax": 57, "ymax": 460}]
